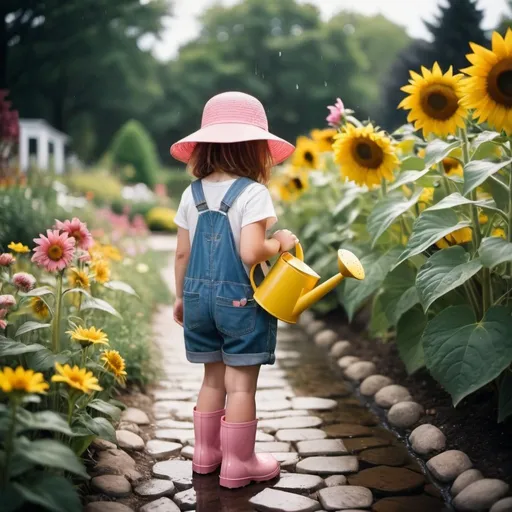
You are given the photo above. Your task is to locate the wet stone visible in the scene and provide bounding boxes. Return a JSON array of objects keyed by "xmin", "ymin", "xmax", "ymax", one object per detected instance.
[
  {"xmin": 425, "ymin": 483, "xmax": 443, "ymax": 499},
  {"xmin": 297, "ymin": 439, "xmax": 347, "ymax": 457},
  {"xmin": 360, "ymin": 375, "xmax": 393, "ymax": 397},
  {"xmin": 451, "ymin": 469, "xmax": 484, "ymax": 496},
  {"xmin": 348, "ymin": 466, "xmax": 425, "ymax": 494},
  {"xmin": 330, "ymin": 340, "xmax": 352, "ymax": 358},
  {"xmin": 134, "ymin": 478, "xmax": 175, "ymax": 498},
  {"xmin": 257, "ymin": 431, "xmax": 275, "ymax": 442},
  {"xmin": 387, "ymin": 402, "xmax": 424, "ymax": 429},
  {"xmin": 318, "ymin": 485, "xmax": 373, "ymax": 510},
  {"xmin": 152, "ymin": 460, "xmax": 193, "ymax": 490},
  {"xmin": 153, "ymin": 390, "xmax": 196, "ymax": 401},
  {"xmin": 273, "ymin": 452, "xmax": 300, "ymax": 471},
  {"xmin": 324, "ymin": 475, "xmax": 347, "ymax": 487},
  {"xmin": 139, "ymin": 498, "xmax": 180, "ymax": 512},
  {"xmin": 85, "ymin": 503, "xmax": 134, "ymax": 512},
  {"xmin": 91, "ymin": 475, "xmax": 132, "ymax": 498},
  {"xmin": 156, "ymin": 419, "xmax": 194, "ymax": 429},
  {"xmin": 374, "ymin": 385, "xmax": 412, "ymax": 408},
  {"xmin": 453, "ymin": 479, "xmax": 509, "ymax": 511},
  {"xmin": 344, "ymin": 361, "xmax": 377, "ymax": 382},
  {"xmin": 257, "ymin": 399, "xmax": 292, "ymax": 412},
  {"xmin": 146, "ymin": 440, "xmax": 182, "ymax": 460},
  {"xmin": 314, "ymin": 329, "xmax": 338, "ymax": 349},
  {"xmin": 180, "ymin": 445, "xmax": 194, "ymax": 460},
  {"xmin": 258, "ymin": 409, "xmax": 310, "ymax": 420},
  {"xmin": 291, "ymin": 397, "xmax": 337, "ymax": 411},
  {"xmin": 337, "ymin": 356, "xmax": 361, "ymax": 369},
  {"xmin": 116, "ymin": 430, "xmax": 144, "ymax": 451},
  {"xmin": 343, "ymin": 437, "xmax": 390, "ymax": 453},
  {"xmin": 321, "ymin": 409, "xmax": 379, "ymax": 427},
  {"xmin": 250, "ymin": 488, "xmax": 322, "ymax": 512},
  {"xmin": 155, "ymin": 429, "xmax": 195, "ymax": 444},
  {"xmin": 296, "ymin": 456, "xmax": 359, "ymax": 475},
  {"xmin": 358, "ymin": 446, "xmax": 410, "ymax": 467},
  {"xmin": 324, "ymin": 424, "xmax": 373, "ymax": 439},
  {"xmin": 174, "ymin": 488, "xmax": 197, "ymax": 511},
  {"xmin": 372, "ymin": 495, "xmax": 446, "ymax": 512},
  {"xmin": 426, "ymin": 450, "xmax": 472, "ymax": 483},
  {"xmin": 255, "ymin": 441, "xmax": 291, "ymax": 453},
  {"xmin": 259, "ymin": 416, "xmax": 323, "ymax": 433},
  {"xmin": 118, "ymin": 422, "xmax": 141, "ymax": 435},
  {"xmin": 153, "ymin": 401, "xmax": 194, "ymax": 417},
  {"xmin": 121, "ymin": 407, "xmax": 150, "ymax": 425},
  {"xmin": 276, "ymin": 429, "xmax": 327, "ymax": 442},
  {"xmin": 274, "ymin": 473, "xmax": 326, "ymax": 494},
  {"xmin": 491, "ymin": 497, "xmax": 512, "ymax": 512},
  {"xmin": 409, "ymin": 424, "xmax": 446, "ymax": 455},
  {"xmin": 91, "ymin": 438, "xmax": 117, "ymax": 451}
]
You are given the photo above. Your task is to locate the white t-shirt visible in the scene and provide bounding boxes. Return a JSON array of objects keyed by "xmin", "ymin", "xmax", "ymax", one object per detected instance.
[{"xmin": 174, "ymin": 179, "xmax": 277, "ymax": 269}]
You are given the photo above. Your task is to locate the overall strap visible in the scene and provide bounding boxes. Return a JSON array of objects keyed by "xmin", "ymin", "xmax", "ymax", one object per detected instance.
[
  {"xmin": 220, "ymin": 177, "xmax": 254, "ymax": 213},
  {"xmin": 191, "ymin": 180, "xmax": 208, "ymax": 212}
]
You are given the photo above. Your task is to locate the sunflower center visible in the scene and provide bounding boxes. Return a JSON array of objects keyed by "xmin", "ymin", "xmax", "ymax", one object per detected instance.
[
  {"xmin": 487, "ymin": 58, "xmax": 512, "ymax": 107},
  {"xmin": 353, "ymin": 139, "xmax": 384, "ymax": 169},
  {"xmin": 421, "ymin": 84, "xmax": 459, "ymax": 120},
  {"xmin": 304, "ymin": 151, "xmax": 314, "ymax": 163},
  {"xmin": 292, "ymin": 178, "xmax": 303, "ymax": 190},
  {"xmin": 48, "ymin": 245, "xmax": 63, "ymax": 261}
]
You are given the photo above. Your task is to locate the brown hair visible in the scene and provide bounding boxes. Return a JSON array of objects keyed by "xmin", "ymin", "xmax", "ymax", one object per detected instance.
[{"xmin": 188, "ymin": 141, "xmax": 273, "ymax": 184}]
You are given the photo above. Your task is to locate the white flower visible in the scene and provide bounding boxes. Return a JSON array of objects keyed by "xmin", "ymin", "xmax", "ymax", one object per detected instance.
[{"xmin": 136, "ymin": 263, "xmax": 149, "ymax": 274}]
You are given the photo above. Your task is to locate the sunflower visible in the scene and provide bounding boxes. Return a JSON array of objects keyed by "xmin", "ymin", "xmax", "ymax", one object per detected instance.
[
  {"xmin": 442, "ymin": 157, "xmax": 464, "ymax": 177},
  {"xmin": 479, "ymin": 212, "xmax": 489, "ymax": 225},
  {"xmin": 310, "ymin": 128, "xmax": 338, "ymax": 153},
  {"xmin": 397, "ymin": 138, "xmax": 416, "ymax": 156},
  {"xmin": 30, "ymin": 297, "xmax": 50, "ymax": 320},
  {"xmin": 461, "ymin": 29, "xmax": 512, "ymax": 135},
  {"xmin": 8, "ymin": 242, "xmax": 30, "ymax": 254},
  {"xmin": 51, "ymin": 363, "xmax": 102, "ymax": 394},
  {"xmin": 101, "ymin": 350, "xmax": 127, "ymax": 385},
  {"xmin": 419, "ymin": 187, "xmax": 434, "ymax": 204},
  {"xmin": 68, "ymin": 268, "xmax": 90, "ymax": 289},
  {"xmin": 492, "ymin": 228, "xmax": 506, "ymax": 239},
  {"xmin": 0, "ymin": 366, "xmax": 49, "ymax": 394},
  {"xmin": 333, "ymin": 124, "xmax": 399, "ymax": 188},
  {"xmin": 436, "ymin": 227, "xmax": 473, "ymax": 249},
  {"xmin": 399, "ymin": 63, "xmax": 467, "ymax": 137},
  {"xmin": 92, "ymin": 259, "xmax": 110, "ymax": 284},
  {"xmin": 292, "ymin": 136, "xmax": 320, "ymax": 170},
  {"xmin": 67, "ymin": 326, "xmax": 109, "ymax": 348}
]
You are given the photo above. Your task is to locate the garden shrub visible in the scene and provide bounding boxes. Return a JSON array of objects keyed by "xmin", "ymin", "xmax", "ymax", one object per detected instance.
[
  {"xmin": 146, "ymin": 206, "xmax": 177, "ymax": 232},
  {"xmin": 64, "ymin": 169, "xmax": 123, "ymax": 207},
  {"xmin": 159, "ymin": 167, "xmax": 192, "ymax": 204}
]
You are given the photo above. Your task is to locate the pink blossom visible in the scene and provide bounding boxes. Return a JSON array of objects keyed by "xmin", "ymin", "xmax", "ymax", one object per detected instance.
[
  {"xmin": 0, "ymin": 295, "xmax": 16, "ymax": 308},
  {"xmin": 12, "ymin": 272, "xmax": 36, "ymax": 293},
  {"xmin": 78, "ymin": 252, "xmax": 91, "ymax": 263},
  {"xmin": 54, "ymin": 218, "xmax": 93, "ymax": 250},
  {"xmin": 0, "ymin": 253, "xmax": 15, "ymax": 266},
  {"xmin": 326, "ymin": 98, "xmax": 345, "ymax": 127},
  {"xmin": 32, "ymin": 230, "xmax": 76, "ymax": 272}
]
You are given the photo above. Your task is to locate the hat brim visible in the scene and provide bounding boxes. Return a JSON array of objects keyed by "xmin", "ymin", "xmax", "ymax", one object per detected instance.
[{"xmin": 170, "ymin": 123, "xmax": 295, "ymax": 165}]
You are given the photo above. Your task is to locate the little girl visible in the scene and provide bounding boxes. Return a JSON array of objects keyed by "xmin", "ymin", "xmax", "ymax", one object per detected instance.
[{"xmin": 171, "ymin": 91, "xmax": 297, "ymax": 488}]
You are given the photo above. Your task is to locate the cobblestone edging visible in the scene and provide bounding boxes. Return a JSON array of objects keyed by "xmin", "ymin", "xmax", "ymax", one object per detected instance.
[{"xmin": 301, "ymin": 311, "xmax": 512, "ymax": 512}]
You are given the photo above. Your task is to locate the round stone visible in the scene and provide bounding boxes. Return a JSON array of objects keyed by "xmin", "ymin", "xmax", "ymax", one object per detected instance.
[
  {"xmin": 275, "ymin": 429, "xmax": 327, "ymax": 442},
  {"xmin": 338, "ymin": 356, "xmax": 361, "ymax": 369},
  {"xmin": 324, "ymin": 475, "xmax": 347, "ymax": 487},
  {"xmin": 453, "ymin": 479, "xmax": 509, "ymax": 511},
  {"xmin": 374, "ymin": 385, "xmax": 412, "ymax": 408},
  {"xmin": 116, "ymin": 430, "xmax": 144, "ymax": 451},
  {"xmin": 255, "ymin": 441, "xmax": 291, "ymax": 453},
  {"xmin": 409, "ymin": 424, "xmax": 446, "ymax": 455},
  {"xmin": 146, "ymin": 440, "xmax": 182, "ymax": 460},
  {"xmin": 174, "ymin": 488, "xmax": 196, "ymax": 511},
  {"xmin": 387, "ymin": 401, "xmax": 424, "ymax": 428},
  {"xmin": 257, "ymin": 399, "xmax": 293, "ymax": 411},
  {"xmin": 296, "ymin": 456, "xmax": 359, "ymax": 475},
  {"xmin": 344, "ymin": 437, "xmax": 390, "ymax": 453},
  {"xmin": 134, "ymin": 479, "xmax": 175, "ymax": 498},
  {"xmin": 360, "ymin": 375, "xmax": 393, "ymax": 397},
  {"xmin": 181, "ymin": 445, "xmax": 194, "ymax": 460},
  {"xmin": 451, "ymin": 469, "xmax": 484, "ymax": 496},
  {"xmin": 299, "ymin": 310, "xmax": 315, "ymax": 326},
  {"xmin": 152, "ymin": 460, "xmax": 193, "ymax": 490},
  {"xmin": 155, "ymin": 429, "xmax": 195, "ymax": 444},
  {"xmin": 156, "ymin": 419, "xmax": 194, "ymax": 429},
  {"xmin": 324, "ymin": 424, "xmax": 373, "ymax": 438},
  {"xmin": 272, "ymin": 452, "xmax": 300, "ymax": 471},
  {"xmin": 118, "ymin": 422, "xmax": 141, "ymax": 435},
  {"xmin": 307, "ymin": 320, "xmax": 326, "ymax": 337},
  {"xmin": 259, "ymin": 416, "xmax": 323, "ymax": 434},
  {"xmin": 139, "ymin": 497, "xmax": 180, "ymax": 512},
  {"xmin": 344, "ymin": 361, "xmax": 377, "ymax": 382},
  {"xmin": 491, "ymin": 497, "xmax": 512, "ymax": 512},
  {"xmin": 121, "ymin": 407, "xmax": 150, "ymax": 425},
  {"xmin": 249, "ymin": 487, "xmax": 323, "ymax": 512},
  {"xmin": 297, "ymin": 439, "xmax": 347, "ymax": 457},
  {"xmin": 330, "ymin": 340, "xmax": 352, "ymax": 358},
  {"xmin": 91, "ymin": 438, "xmax": 117, "ymax": 451},
  {"xmin": 359, "ymin": 446, "xmax": 410, "ymax": 467},
  {"xmin": 85, "ymin": 503, "xmax": 134, "ymax": 512},
  {"xmin": 348, "ymin": 466, "xmax": 425, "ymax": 494},
  {"xmin": 291, "ymin": 397, "xmax": 337, "ymax": 411},
  {"xmin": 273, "ymin": 473, "xmax": 325, "ymax": 494},
  {"xmin": 426, "ymin": 450, "xmax": 473, "ymax": 483},
  {"xmin": 257, "ymin": 431, "xmax": 276, "ymax": 442},
  {"xmin": 318, "ymin": 486, "xmax": 373, "ymax": 510},
  {"xmin": 373, "ymin": 495, "xmax": 446, "ymax": 512},
  {"xmin": 91, "ymin": 475, "xmax": 132, "ymax": 498},
  {"xmin": 153, "ymin": 390, "xmax": 196, "ymax": 401},
  {"xmin": 314, "ymin": 329, "xmax": 338, "ymax": 349}
]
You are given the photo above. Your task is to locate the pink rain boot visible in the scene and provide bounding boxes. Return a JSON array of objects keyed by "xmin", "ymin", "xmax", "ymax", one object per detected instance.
[
  {"xmin": 219, "ymin": 417, "xmax": 280, "ymax": 489},
  {"xmin": 193, "ymin": 407, "xmax": 225, "ymax": 474}
]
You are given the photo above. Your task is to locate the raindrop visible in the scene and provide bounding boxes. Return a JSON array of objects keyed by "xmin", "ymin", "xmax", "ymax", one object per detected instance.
[
  {"xmin": 296, "ymin": 84, "xmax": 299, "ymax": 90},
  {"xmin": 344, "ymin": 24, "xmax": 355, "ymax": 35},
  {"xmin": 233, "ymin": 24, "xmax": 244, "ymax": 34},
  {"xmin": 217, "ymin": 31, "xmax": 229, "ymax": 42},
  {"xmin": 291, "ymin": 24, "xmax": 303, "ymax": 37},
  {"xmin": 279, "ymin": 51, "xmax": 282, "ymax": 57},
  {"xmin": 324, "ymin": 81, "xmax": 327, "ymax": 87}
]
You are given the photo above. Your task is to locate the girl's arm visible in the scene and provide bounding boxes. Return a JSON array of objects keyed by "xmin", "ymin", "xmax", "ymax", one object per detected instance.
[{"xmin": 174, "ymin": 227, "xmax": 190, "ymax": 325}]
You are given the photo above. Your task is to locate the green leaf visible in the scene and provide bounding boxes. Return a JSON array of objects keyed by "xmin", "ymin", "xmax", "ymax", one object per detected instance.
[
  {"xmin": 425, "ymin": 139, "xmax": 461, "ymax": 167},
  {"xmin": 423, "ymin": 305, "xmax": 512, "ymax": 406},
  {"xmin": 77, "ymin": 413, "xmax": 116, "ymax": 443},
  {"xmin": 15, "ymin": 321, "xmax": 51, "ymax": 337},
  {"xmin": 333, "ymin": 187, "xmax": 360, "ymax": 216},
  {"xmin": 389, "ymin": 168, "xmax": 431, "ymax": 191},
  {"xmin": 498, "ymin": 371, "xmax": 512, "ymax": 423},
  {"xmin": 340, "ymin": 248, "xmax": 402, "ymax": 321},
  {"xmin": 395, "ymin": 210, "xmax": 472, "ymax": 268},
  {"xmin": 0, "ymin": 340, "xmax": 45, "ymax": 357},
  {"xmin": 22, "ymin": 286, "xmax": 54, "ymax": 297},
  {"xmin": 1, "ymin": 483, "xmax": 25, "ymax": 512},
  {"xmin": 471, "ymin": 130, "xmax": 501, "ymax": 152},
  {"xmin": 25, "ymin": 348, "xmax": 69, "ymax": 372},
  {"xmin": 479, "ymin": 237, "xmax": 512, "ymax": 268},
  {"xmin": 425, "ymin": 192, "xmax": 499, "ymax": 214},
  {"xmin": 13, "ymin": 473, "xmax": 82, "ymax": 512},
  {"xmin": 104, "ymin": 280, "xmax": 139, "ymax": 297},
  {"xmin": 369, "ymin": 293, "xmax": 390, "ymax": 337},
  {"xmin": 13, "ymin": 438, "xmax": 89, "ymax": 478},
  {"xmin": 16, "ymin": 409, "xmax": 75, "ymax": 436},
  {"xmin": 87, "ymin": 399, "xmax": 122, "ymax": 420},
  {"xmin": 463, "ymin": 158, "xmax": 512, "ymax": 196},
  {"xmin": 367, "ymin": 190, "xmax": 422, "ymax": 247},
  {"xmin": 81, "ymin": 296, "xmax": 122, "ymax": 318},
  {"xmin": 396, "ymin": 307, "xmax": 426, "ymax": 375},
  {"xmin": 416, "ymin": 247, "xmax": 482, "ymax": 311}
]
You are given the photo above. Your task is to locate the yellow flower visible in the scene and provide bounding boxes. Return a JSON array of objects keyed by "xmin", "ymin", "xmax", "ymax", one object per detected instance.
[
  {"xmin": 461, "ymin": 29, "xmax": 512, "ymax": 135},
  {"xmin": 8, "ymin": 242, "xmax": 30, "ymax": 254},
  {"xmin": 310, "ymin": 128, "xmax": 338, "ymax": 153},
  {"xmin": 30, "ymin": 297, "xmax": 50, "ymax": 320},
  {"xmin": 476, "ymin": 187, "xmax": 492, "ymax": 200},
  {"xmin": 51, "ymin": 363, "xmax": 102, "ymax": 394},
  {"xmin": 0, "ymin": 366, "xmax": 49, "ymax": 394},
  {"xmin": 417, "ymin": 148, "xmax": 426, "ymax": 159},
  {"xmin": 101, "ymin": 245, "xmax": 122, "ymax": 262},
  {"xmin": 399, "ymin": 62, "xmax": 467, "ymax": 137},
  {"xmin": 442, "ymin": 157, "xmax": 464, "ymax": 177},
  {"xmin": 397, "ymin": 139, "xmax": 416, "ymax": 156},
  {"xmin": 333, "ymin": 124, "xmax": 399, "ymax": 188},
  {"xmin": 273, "ymin": 169, "xmax": 309, "ymax": 202},
  {"xmin": 436, "ymin": 227, "xmax": 473, "ymax": 249},
  {"xmin": 479, "ymin": 212, "xmax": 489, "ymax": 224},
  {"xmin": 66, "ymin": 326, "xmax": 109, "ymax": 347},
  {"xmin": 101, "ymin": 350, "xmax": 127, "ymax": 385},
  {"xmin": 292, "ymin": 136, "xmax": 321, "ymax": 170},
  {"xmin": 92, "ymin": 259, "xmax": 110, "ymax": 284},
  {"xmin": 419, "ymin": 187, "xmax": 434, "ymax": 204},
  {"xmin": 492, "ymin": 228, "xmax": 507, "ymax": 239},
  {"xmin": 68, "ymin": 268, "xmax": 90, "ymax": 289}
]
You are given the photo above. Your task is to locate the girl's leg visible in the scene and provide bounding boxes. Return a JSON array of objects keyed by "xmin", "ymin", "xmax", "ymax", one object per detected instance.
[
  {"xmin": 196, "ymin": 361, "xmax": 227, "ymax": 412},
  {"xmin": 224, "ymin": 365, "xmax": 260, "ymax": 422}
]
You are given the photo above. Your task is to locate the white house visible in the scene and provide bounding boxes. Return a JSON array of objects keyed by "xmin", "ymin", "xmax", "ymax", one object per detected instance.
[{"xmin": 19, "ymin": 119, "xmax": 70, "ymax": 174}]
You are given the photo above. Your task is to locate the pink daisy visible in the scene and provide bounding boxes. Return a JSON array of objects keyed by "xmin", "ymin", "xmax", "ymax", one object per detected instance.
[
  {"xmin": 12, "ymin": 272, "xmax": 36, "ymax": 293},
  {"xmin": 326, "ymin": 97, "xmax": 345, "ymax": 127},
  {"xmin": 55, "ymin": 218, "xmax": 93, "ymax": 250},
  {"xmin": 32, "ymin": 230, "xmax": 76, "ymax": 272},
  {"xmin": 0, "ymin": 253, "xmax": 16, "ymax": 266},
  {"xmin": 0, "ymin": 295, "xmax": 16, "ymax": 308}
]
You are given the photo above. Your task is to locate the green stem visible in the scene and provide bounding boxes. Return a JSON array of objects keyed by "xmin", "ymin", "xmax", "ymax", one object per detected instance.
[
  {"xmin": 67, "ymin": 393, "xmax": 78, "ymax": 425},
  {"xmin": 51, "ymin": 272, "xmax": 64, "ymax": 353},
  {"xmin": 464, "ymin": 281, "xmax": 481, "ymax": 318},
  {"xmin": 381, "ymin": 178, "xmax": 388, "ymax": 198},
  {"xmin": 3, "ymin": 399, "xmax": 18, "ymax": 488},
  {"xmin": 507, "ymin": 163, "xmax": 512, "ymax": 276}
]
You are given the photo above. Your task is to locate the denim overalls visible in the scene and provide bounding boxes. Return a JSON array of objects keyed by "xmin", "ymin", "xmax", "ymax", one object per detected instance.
[{"xmin": 183, "ymin": 178, "xmax": 278, "ymax": 367}]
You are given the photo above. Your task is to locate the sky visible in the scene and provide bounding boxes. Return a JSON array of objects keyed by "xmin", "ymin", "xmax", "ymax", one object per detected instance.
[{"xmin": 152, "ymin": 0, "xmax": 510, "ymax": 61}]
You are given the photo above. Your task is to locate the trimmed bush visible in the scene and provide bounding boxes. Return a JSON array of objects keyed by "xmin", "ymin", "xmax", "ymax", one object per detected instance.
[{"xmin": 146, "ymin": 206, "xmax": 177, "ymax": 232}]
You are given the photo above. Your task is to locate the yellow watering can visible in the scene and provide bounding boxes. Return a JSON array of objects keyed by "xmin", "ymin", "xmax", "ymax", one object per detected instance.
[{"xmin": 249, "ymin": 243, "xmax": 365, "ymax": 324}]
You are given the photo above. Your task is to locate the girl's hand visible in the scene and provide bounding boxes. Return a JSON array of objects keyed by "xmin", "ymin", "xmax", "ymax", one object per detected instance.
[
  {"xmin": 174, "ymin": 298, "xmax": 184, "ymax": 326},
  {"xmin": 272, "ymin": 229, "xmax": 299, "ymax": 252}
]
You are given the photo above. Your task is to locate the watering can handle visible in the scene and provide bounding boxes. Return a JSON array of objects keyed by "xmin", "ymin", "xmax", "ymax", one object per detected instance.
[{"xmin": 249, "ymin": 243, "xmax": 304, "ymax": 291}]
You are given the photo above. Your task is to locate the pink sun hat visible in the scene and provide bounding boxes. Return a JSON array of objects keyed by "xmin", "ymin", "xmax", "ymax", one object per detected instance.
[{"xmin": 170, "ymin": 91, "xmax": 295, "ymax": 165}]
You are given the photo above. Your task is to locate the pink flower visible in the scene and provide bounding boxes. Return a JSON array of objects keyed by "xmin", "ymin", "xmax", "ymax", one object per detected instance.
[
  {"xmin": 326, "ymin": 98, "xmax": 345, "ymax": 127},
  {"xmin": 78, "ymin": 252, "xmax": 91, "ymax": 263},
  {"xmin": 54, "ymin": 218, "xmax": 93, "ymax": 250},
  {"xmin": 0, "ymin": 319, "xmax": 6, "ymax": 330},
  {"xmin": 0, "ymin": 253, "xmax": 16, "ymax": 266},
  {"xmin": 0, "ymin": 295, "xmax": 16, "ymax": 308},
  {"xmin": 12, "ymin": 272, "xmax": 36, "ymax": 293},
  {"xmin": 32, "ymin": 230, "xmax": 76, "ymax": 272}
]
